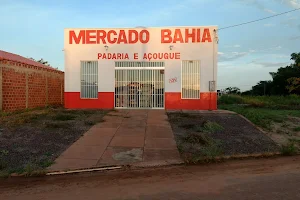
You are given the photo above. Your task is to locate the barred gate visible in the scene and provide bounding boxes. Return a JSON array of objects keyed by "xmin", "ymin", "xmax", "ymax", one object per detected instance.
[{"xmin": 114, "ymin": 62, "xmax": 165, "ymax": 109}]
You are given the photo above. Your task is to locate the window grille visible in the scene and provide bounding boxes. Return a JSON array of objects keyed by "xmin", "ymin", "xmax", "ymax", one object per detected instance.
[
  {"xmin": 181, "ymin": 60, "xmax": 200, "ymax": 99},
  {"xmin": 115, "ymin": 61, "xmax": 164, "ymax": 68},
  {"xmin": 80, "ymin": 61, "xmax": 98, "ymax": 98}
]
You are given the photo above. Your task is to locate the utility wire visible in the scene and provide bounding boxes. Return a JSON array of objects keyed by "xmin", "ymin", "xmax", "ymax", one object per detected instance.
[{"xmin": 218, "ymin": 7, "xmax": 300, "ymax": 31}]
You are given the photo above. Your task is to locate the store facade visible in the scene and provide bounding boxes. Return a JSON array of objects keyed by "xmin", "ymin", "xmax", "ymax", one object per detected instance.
[{"xmin": 64, "ymin": 26, "xmax": 218, "ymax": 110}]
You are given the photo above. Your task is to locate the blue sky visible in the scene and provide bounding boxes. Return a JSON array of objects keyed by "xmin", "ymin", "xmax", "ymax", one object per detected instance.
[{"xmin": 0, "ymin": 0, "xmax": 300, "ymax": 91}]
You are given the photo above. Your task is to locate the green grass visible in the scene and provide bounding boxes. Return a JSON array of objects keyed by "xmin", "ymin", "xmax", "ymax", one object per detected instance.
[
  {"xmin": 293, "ymin": 127, "xmax": 300, "ymax": 132},
  {"xmin": 181, "ymin": 132, "xmax": 213, "ymax": 145},
  {"xmin": 219, "ymin": 104, "xmax": 300, "ymax": 130},
  {"xmin": 281, "ymin": 142, "xmax": 298, "ymax": 156},
  {"xmin": 217, "ymin": 95, "xmax": 245, "ymax": 104},
  {"xmin": 218, "ymin": 95, "xmax": 300, "ymax": 109},
  {"xmin": 200, "ymin": 121, "xmax": 224, "ymax": 133},
  {"xmin": 84, "ymin": 120, "xmax": 96, "ymax": 126},
  {"xmin": 45, "ymin": 121, "xmax": 70, "ymax": 129},
  {"xmin": 52, "ymin": 113, "xmax": 76, "ymax": 121}
]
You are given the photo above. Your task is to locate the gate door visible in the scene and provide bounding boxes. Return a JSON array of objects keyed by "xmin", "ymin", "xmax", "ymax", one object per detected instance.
[{"xmin": 115, "ymin": 62, "xmax": 165, "ymax": 109}]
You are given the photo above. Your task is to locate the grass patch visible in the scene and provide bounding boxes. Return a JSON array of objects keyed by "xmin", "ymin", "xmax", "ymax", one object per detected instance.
[
  {"xmin": 199, "ymin": 143, "xmax": 223, "ymax": 161},
  {"xmin": 218, "ymin": 95, "xmax": 300, "ymax": 109},
  {"xmin": 44, "ymin": 121, "xmax": 70, "ymax": 129},
  {"xmin": 179, "ymin": 130, "xmax": 223, "ymax": 163},
  {"xmin": 52, "ymin": 113, "xmax": 76, "ymax": 121},
  {"xmin": 179, "ymin": 124, "xmax": 195, "ymax": 129},
  {"xmin": 0, "ymin": 108, "xmax": 108, "ymax": 174},
  {"xmin": 84, "ymin": 120, "xmax": 96, "ymax": 126},
  {"xmin": 181, "ymin": 132, "xmax": 212, "ymax": 145},
  {"xmin": 0, "ymin": 170, "xmax": 10, "ymax": 178},
  {"xmin": 0, "ymin": 159, "xmax": 8, "ymax": 170},
  {"xmin": 281, "ymin": 142, "xmax": 298, "ymax": 156},
  {"xmin": 178, "ymin": 113, "xmax": 191, "ymax": 118},
  {"xmin": 293, "ymin": 127, "xmax": 300, "ymax": 132},
  {"xmin": 218, "ymin": 95, "xmax": 245, "ymax": 104},
  {"xmin": 200, "ymin": 121, "xmax": 224, "ymax": 133},
  {"xmin": 39, "ymin": 159, "xmax": 54, "ymax": 168},
  {"xmin": 219, "ymin": 105, "xmax": 300, "ymax": 130}
]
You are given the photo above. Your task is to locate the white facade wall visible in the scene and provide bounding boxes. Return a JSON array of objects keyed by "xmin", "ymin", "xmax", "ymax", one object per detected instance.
[{"xmin": 64, "ymin": 26, "xmax": 218, "ymax": 95}]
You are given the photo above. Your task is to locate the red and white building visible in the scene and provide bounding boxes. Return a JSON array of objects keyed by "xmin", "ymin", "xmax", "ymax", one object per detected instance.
[{"xmin": 64, "ymin": 26, "xmax": 218, "ymax": 110}]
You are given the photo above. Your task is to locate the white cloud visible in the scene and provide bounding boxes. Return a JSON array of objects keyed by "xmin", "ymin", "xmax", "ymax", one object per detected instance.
[
  {"xmin": 236, "ymin": 0, "xmax": 277, "ymax": 14},
  {"xmin": 274, "ymin": 46, "xmax": 282, "ymax": 50},
  {"xmin": 252, "ymin": 61, "xmax": 291, "ymax": 67},
  {"xmin": 275, "ymin": 0, "xmax": 300, "ymax": 8},
  {"xmin": 219, "ymin": 51, "xmax": 248, "ymax": 61},
  {"xmin": 218, "ymin": 52, "xmax": 224, "ymax": 55},
  {"xmin": 233, "ymin": 44, "xmax": 241, "ymax": 48},
  {"xmin": 264, "ymin": 9, "xmax": 277, "ymax": 14}
]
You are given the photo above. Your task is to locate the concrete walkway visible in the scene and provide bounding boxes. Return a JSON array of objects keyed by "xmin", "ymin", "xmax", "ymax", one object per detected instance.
[{"xmin": 48, "ymin": 110, "xmax": 182, "ymax": 171}]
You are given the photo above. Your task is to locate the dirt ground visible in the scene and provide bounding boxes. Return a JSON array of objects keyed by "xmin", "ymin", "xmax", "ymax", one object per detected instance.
[
  {"xmin": 0, "ymin": 108, "xmax": 108, "ymax": 175},
  {"xmin": 266, "ymin": 116, "xmax": 300, "ymax": 151},
  {"xmin": 167, "ymin": 112, "xmax": 280, "ymax": 162},
  {"xmin": 0, "ymin": 156, "xmax": 300, "ymax": 200}
]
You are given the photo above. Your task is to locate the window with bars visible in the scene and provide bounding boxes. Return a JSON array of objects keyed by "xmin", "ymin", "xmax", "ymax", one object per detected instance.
[
  {"xmin": 181, "ymin": 60, "xmax": 200, "ymax": 99},
  {"xmin": 80, "ymin": 61, "xmax": 98, "ymax": 98}
]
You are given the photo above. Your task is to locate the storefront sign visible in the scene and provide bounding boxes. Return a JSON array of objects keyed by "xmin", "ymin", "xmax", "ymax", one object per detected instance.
[
  {"xmin": 97, "ymin": 52, "xmax": 181, "ymax": 61},
  {"xmin": 69, "ymin": 28, "xmax": 212, "ymax": 44}
]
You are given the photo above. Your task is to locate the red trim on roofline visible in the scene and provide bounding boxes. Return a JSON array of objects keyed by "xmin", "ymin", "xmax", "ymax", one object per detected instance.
[{"xmin": 0, "ymin": 50, "xmax": 63, "ymax": 73}]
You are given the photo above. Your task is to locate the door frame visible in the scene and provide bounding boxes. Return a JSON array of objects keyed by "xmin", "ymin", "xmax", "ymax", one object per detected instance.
[{"xmin": 114, "ymin": 65, "xmax": 165, "ymax": 109}]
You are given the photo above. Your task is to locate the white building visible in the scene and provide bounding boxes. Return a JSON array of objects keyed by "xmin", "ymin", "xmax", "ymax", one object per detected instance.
[{"xmin": 64, "ymin": 26, "xmax": 218, "ymax": 110}]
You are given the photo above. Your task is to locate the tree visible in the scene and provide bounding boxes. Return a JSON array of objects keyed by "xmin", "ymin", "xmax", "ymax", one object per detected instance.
[
  {"xmin": 244, "ymin": 52, "xmax": 300, "ymax": 96},
  {"xmin": 286, "ymin": 77, "xmax": 300, "ymax": 94},
  {"xmin": 224, "ymin": 87, "xmax": 241, "ymax": 94},
  {"xmin": 291, "ymin": 52, "xmax": 300, "ymax": 66},
  {"xmin": 29, "ymin": 58, "xmax": 51, "ymax": 66},
  {"xmin": 251, "ymin": 80, "xmax": 273, "ymax": 96},
  {"xmin": 269, "ymin": 53, "xmax": 300, "ymax": 95}
]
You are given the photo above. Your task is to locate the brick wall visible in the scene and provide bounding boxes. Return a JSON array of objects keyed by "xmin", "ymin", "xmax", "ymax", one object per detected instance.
[{"xmin": 0, "ymin": 60, "xmax": 64, "ymax": 112}]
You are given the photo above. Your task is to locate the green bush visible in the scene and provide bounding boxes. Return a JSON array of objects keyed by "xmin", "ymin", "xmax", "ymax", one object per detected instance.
[
  {"xmin": 218, "ymin": 95, "xmax": 245, "ymax": 104},
  {"xmin": 52, "ymin": 113, "xmax": 76, "ymax": 121},
  {"xmin": 281, "ymin": 142, "xmax": 297, "ymax": 156},
  {"xmin": 218, "ymin": 95, "xmax": 300, "ymax": 108}
]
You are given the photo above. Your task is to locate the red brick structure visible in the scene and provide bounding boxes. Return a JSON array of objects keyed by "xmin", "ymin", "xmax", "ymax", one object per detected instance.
[{"xmin": 0, "ymin": 50, "xmax": 64, "ymax": 112}]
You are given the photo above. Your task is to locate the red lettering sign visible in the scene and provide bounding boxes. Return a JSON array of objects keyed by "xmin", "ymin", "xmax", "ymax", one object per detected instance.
[
  {"xmin": 97, "ymin": 52, "xmax": 181, "ymax": 60},
  {"xmin": 69, "ymin": 28, "xmax": 212, "ymax": 44},
  {"xmin": 69, "ymin": 29, "xmax": 150, "ymax": 44}
]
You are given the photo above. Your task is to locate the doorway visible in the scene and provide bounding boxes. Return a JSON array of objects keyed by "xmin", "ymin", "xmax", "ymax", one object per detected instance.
[{"xmin": 114, "ymin": 62, "xmax": 165, "ymax": 109}]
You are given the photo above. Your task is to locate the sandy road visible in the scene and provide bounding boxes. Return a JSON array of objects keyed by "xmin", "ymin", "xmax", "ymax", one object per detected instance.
[{"xmin": 1, "ymin": 156, "xmax": 300, "ymax": 200}]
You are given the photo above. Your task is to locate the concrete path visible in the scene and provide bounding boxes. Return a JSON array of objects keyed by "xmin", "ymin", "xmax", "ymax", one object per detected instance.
[{"xmin": 48, "ymin": 110, "xmax": 182, "ymax": 171}]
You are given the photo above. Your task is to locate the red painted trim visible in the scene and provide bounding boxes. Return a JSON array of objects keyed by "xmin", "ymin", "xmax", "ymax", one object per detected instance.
[
  {"xmin": 165, "ymin": 92, "xmax": 217, "ymax": 110},
  {"xmin": 64, "ymin": 92, "xmax": 114, "ymax": 109},
  {"xmin": 64, "ymin": 92, "xmax": 217, "ymax": 110}
]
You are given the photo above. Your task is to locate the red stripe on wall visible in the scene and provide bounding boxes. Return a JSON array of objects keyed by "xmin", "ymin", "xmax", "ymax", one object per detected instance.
[
  {"xmin": 165, "ymin": 92, "xmax": 217, "ymax": 110},
  {"xmin": 64, "ymin": 92, "xmax": 114, "ymax": 109},
  {"xmin": 65, "ymin": 92, "xmax": 217, "ymax": 110}
]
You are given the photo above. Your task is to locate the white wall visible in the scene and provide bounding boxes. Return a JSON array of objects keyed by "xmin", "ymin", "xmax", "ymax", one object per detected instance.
[{"xmin": 64, "ymin": 26, "xmax": 218, "ymax": 93}]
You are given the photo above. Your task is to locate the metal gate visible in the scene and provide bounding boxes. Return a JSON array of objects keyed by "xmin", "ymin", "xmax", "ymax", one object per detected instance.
[{"xmin": 114, "ymin": 62, "xmax": 165, "ymax": 109}]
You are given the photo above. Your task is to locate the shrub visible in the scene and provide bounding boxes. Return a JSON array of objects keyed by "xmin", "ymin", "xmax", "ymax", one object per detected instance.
[
  {"xmin": 281, "ymin": 142, "xmax": 297, "ymax": 156},
  {"xmin": 181, "ymin": 132, "xmax": 212, "ymax": 145},
  {"xmin": 52, "ymin": 113, "xmax": 76, "ymax": 121},
  {"xmin": 218, "ymin": 95, "xmax": 245, "ymax": 104},
  {"xmin": 201, "ymin": 121, "xmax": 224, "ymax": 133}
]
